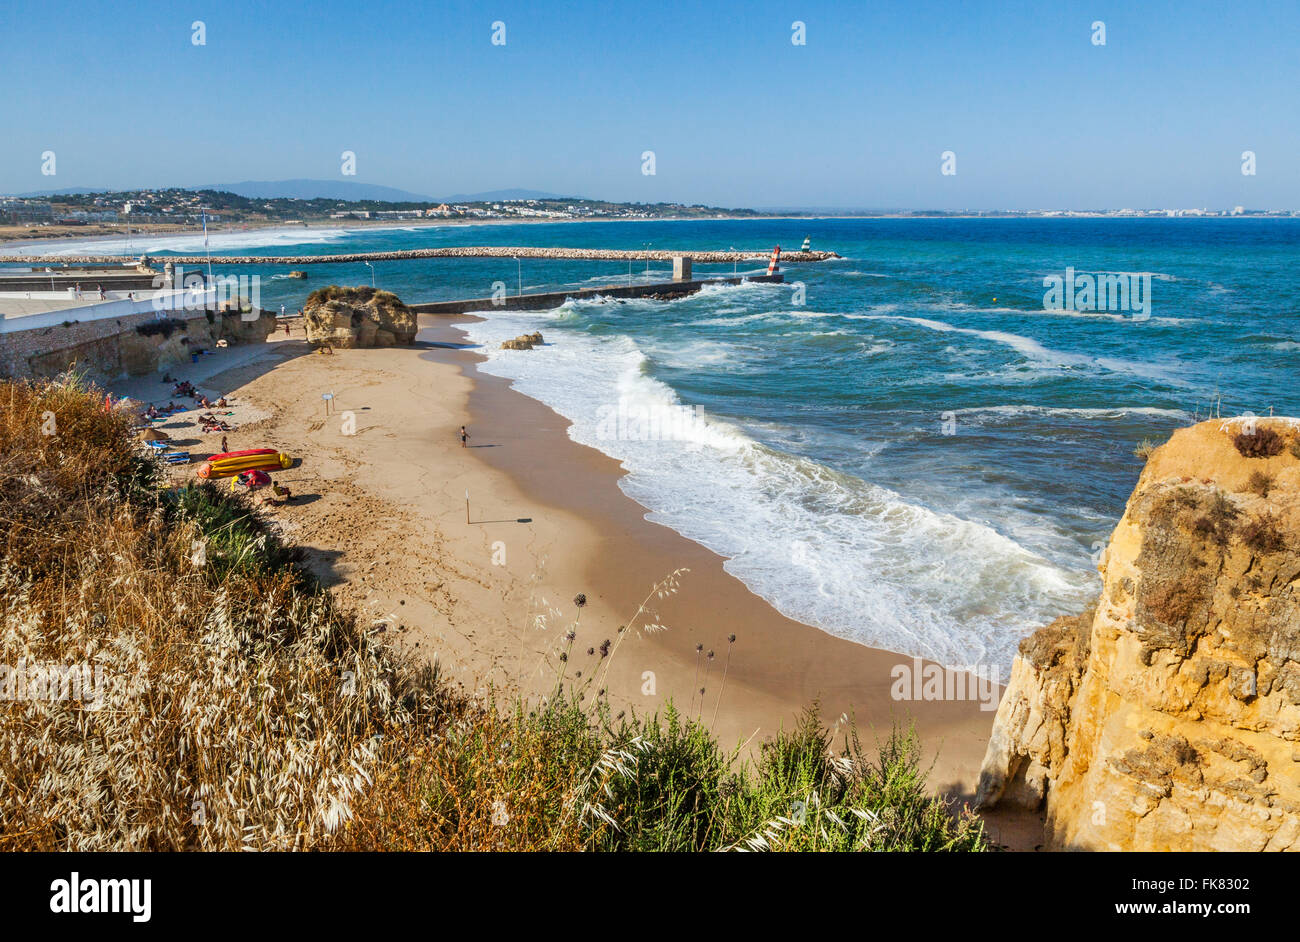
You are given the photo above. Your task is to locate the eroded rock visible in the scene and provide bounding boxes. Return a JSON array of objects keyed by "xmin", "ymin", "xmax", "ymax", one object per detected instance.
[{"xmin": 977, "ymin": 419, "xmax": 1300, "ymax": 851}]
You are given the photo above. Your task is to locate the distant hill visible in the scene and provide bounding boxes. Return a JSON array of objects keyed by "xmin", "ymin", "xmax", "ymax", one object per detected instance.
[
  {"xmin": 442, "ymin": 189, "xmax": 570, "ymax": 202},
  {"xmin": 196, "ymin": 182, "xmax": 571, "ymax": 203},
  {"xmin": 195, "ymin": 179, "xmax": 437, "ymax": 202},
  {"xmin": 8, "ymin": 186, "xmax": 114, "ymax": 197},
  {"xmin": 7, "ymin": 181, "xmax": 585, "ymax": 203}
]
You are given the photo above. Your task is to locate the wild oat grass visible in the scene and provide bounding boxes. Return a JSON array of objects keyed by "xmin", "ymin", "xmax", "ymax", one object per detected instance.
[{"xmin": 0, "ymin": 376, "xmax": 986, "ymax": 852}]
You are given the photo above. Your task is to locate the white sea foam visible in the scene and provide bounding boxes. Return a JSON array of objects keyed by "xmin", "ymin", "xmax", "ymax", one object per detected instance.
[
  {"xmin": 11, "ymin": 226, "xmax": 356, "ymax": 256},
  {"xmin": 459, "ymin": 304, "xmax": 1097, "ymax": 669},
  {"xmin": 952, "ymin": 404, "xmax": 1192, "ymax": 421},
  {"xmin": 848, "ymin": 312, "xmax": 1196, "ymax": 387}
]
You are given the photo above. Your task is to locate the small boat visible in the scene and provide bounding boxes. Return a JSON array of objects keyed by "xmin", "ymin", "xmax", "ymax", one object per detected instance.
[{"xmin": 196, "ymin": 448, "xmax": 293, "ymax": 479}]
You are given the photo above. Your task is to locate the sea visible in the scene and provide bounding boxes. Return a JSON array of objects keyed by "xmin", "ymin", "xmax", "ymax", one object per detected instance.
[{"xmin": 19, "ymin": 217, "xmax": 1300, "ymax": 671}]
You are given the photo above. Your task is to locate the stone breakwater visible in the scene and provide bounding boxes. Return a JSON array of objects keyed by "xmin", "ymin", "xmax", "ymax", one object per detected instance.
[{"xmin": 0, "ymin": 247, "xmax": 840, "ymax": 266}]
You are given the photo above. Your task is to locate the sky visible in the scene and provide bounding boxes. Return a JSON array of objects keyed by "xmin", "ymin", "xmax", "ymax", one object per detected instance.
[{"xmin": 1, "ymin": 0, "xmax": 1297, "ymax": 210}]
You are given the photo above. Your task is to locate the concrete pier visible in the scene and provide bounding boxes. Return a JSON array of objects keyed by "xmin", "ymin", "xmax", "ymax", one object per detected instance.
[{"xmin": 410, "ymin": 273, "xmax": 784, "ymax": 315}]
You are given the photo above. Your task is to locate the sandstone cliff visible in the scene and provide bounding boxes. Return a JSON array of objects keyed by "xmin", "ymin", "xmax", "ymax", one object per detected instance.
[
  {"xmin": 302, "ymin": 286, "xmax": 418, "ymax": 348},
  {"xmin": 977, "ymin": 419, "xmax": 1300, "ymax": 851}
]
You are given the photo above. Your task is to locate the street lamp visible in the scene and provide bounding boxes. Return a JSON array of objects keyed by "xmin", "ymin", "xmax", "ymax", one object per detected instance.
[
  {"xmin": 363, "ymin": 261, "xmax": 375, "ymax": 288},
  {"xmin": 729, "ymin": 246, "xmax": 737, "ymax": 276},
  {"xmin": 512, "ymin": 256, "xmax": 522, "ymax": 296},
  {"xmin": 200, "ymin": 205, "xmax": 214, "ymax": 310}
]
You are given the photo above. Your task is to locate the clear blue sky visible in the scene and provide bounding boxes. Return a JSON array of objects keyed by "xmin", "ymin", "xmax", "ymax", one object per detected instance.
[{"xmin": 2, "ymin": 0, "xmax": 1296, "ymax": 209}]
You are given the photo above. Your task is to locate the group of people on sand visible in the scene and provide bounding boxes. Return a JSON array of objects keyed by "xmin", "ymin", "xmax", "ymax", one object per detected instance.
[
  {"xmin": 200, "ymin": 413, "xmax": 235, "ymax": 433},
  {"xmin": 164, "ymin": 377, "xmax": 229, "ymax": 411}
]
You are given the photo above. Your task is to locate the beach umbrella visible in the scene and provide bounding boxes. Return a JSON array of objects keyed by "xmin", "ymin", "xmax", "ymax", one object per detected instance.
[{"xmin": 137, "ymin": 428, "xmax": 170, "ymax": 442}]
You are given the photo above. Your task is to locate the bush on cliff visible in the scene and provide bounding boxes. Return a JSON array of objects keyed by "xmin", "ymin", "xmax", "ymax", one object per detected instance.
[
  {"xmin": 0, "ymin": 376, "xmax": 985, "ymax": 852},
  {"xmin": 1232, "ymin": 426, "xmax": 1285, "ymax": 458}
]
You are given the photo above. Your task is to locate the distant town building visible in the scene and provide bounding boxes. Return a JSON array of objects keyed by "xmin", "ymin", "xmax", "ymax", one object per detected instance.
[{"xmin": 1, "ymin": 200, "xmax": 55, "ymax": 222}]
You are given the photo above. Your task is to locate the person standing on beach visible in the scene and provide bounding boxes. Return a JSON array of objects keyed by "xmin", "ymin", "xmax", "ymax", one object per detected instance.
[
  {"xmin": 460, "ymin": 425, "xmax": 470, "ymax": 447},
  {"xmin": 221, "ymin": 435, "xmax": 228, "ymax": 453}
]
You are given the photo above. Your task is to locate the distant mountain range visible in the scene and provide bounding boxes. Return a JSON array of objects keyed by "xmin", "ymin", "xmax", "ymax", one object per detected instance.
[{"xmin": 7, "ymin": 180, "xmax": 573, "ymax": 203}]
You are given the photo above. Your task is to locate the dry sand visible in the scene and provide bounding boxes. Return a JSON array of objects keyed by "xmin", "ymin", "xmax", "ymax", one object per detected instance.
[{"xmin": 107, "ymin": 316, "xmax": 1038, "ymax": 846}]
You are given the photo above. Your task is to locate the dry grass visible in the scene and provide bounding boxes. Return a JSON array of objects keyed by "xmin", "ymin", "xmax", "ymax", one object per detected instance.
[
  {"xmin": 1134, "ymin": 438, "xmax": 1160, "ymax": 461},
  {"xmin": 1245, "ymin": 470, "xmax": 1275, "ymax": 498},
  {"xmin": 0, "ymin": 376, "xmax": 985, "ymax": 852},
  {"xmin": 1240, "ymin": 516, "xmax": 1286, "ymax": 555}
]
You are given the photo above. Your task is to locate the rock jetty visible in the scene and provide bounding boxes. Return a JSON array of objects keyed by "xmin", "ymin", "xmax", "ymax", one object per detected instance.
[{"xmin": 0, "ymin": 247, "xmax": 840, "ymax": 266}]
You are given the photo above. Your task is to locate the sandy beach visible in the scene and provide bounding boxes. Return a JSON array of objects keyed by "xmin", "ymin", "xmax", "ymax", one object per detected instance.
[{"xmin": 106, "ymin": 317, "xmax": 1033, "ymax": 845}]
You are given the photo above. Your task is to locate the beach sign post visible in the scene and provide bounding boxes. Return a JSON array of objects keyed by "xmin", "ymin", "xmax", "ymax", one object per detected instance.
[
  {"xmin": 466, "ymin": 490, "xmax": 470, "ymax": 524},
  {"xmin": 322, "ymin": 392, "xmax": 334, "ymax": 416}
]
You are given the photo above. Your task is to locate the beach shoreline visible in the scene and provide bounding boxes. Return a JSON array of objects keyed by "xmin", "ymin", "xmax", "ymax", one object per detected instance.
[
  {"xmin": 103, "ymin": 318, "xmax": 1038, "ymax": 847},
  {"xmin": 0, "ymin": 214, "xmax": 811, "ymax": 253}
]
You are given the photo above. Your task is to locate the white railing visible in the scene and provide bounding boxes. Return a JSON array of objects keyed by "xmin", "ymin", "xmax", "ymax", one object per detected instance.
[{"xmin": 0, "ymin": 286, "xmax": 218, "ymax": 333}]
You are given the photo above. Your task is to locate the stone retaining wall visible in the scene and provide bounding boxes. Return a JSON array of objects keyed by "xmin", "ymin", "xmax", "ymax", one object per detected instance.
[{"xmin": 0, "ymin": 308, "xmax": 274, "ymax": 381}]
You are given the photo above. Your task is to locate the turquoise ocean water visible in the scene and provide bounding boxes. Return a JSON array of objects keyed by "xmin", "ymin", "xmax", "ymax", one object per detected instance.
[{"xmin": 23, "ymin": 217, "xmax": 1299, "ymax": 670}]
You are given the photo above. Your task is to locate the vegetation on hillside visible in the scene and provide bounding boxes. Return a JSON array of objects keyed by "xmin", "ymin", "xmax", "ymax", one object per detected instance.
[{"xmin": 0, "ymin": 376, "xmax": 986, "ymax": 851}]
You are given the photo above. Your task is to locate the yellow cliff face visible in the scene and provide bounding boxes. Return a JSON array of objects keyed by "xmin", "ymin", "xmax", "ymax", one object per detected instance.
[{"xmin": 977, "ymin": 419, "xmax": 1300, "ymax": 851}]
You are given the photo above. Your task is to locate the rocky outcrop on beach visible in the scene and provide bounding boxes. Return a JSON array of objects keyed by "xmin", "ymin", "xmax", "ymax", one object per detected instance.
[
  {"xmin": 302, "ymin": 285, "xmax": 417, "ymax": 348},
  {"xmin": 977, "ymin": 419, "xmax": 1300, "ymax": 851},
  {"xmin": 0, "ymin": 247, "xmax": 841, "ymax": 267},
  {"xmin": 500, "ymin": 332, "xmax": 543, "ymax": 350}
]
